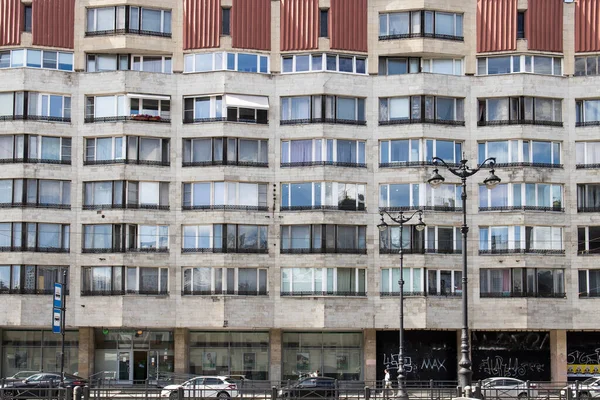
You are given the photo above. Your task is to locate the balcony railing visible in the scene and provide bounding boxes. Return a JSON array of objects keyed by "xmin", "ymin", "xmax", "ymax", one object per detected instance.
[
  {"xmin": 280, "ymin": 248, "xmax": 367, "ymax": 254},
  {"xmin": 578, "ymin": 249, "xmax": 600, "ymax": 256},
  {"xmin": 0, "ymin": 115, "xmax": 71, "ymax": 123},
  {"xmin": 577, "ymin": 163, "xmax": 600, "ymax": 169},
  {"xmin": 479, "ymin": 248, "xmax": 565, "ymax": 255},
  {"xmin": 479, "ymin": 206, "xmax": 564, "ymax": 212},
  {"xmin": 183, "ymin": 160, "xmax": 268, "ymax": 168},
  {"xmin": 125, "ymin": 248, "xmax": 169, "ymax": 253},
  {"xmin": 280, "ymin": 118, "xmax": 366, "ymax": 126},
  {"xmin": 280, "ymin": 205, "xmax": 365, "ymax": 212},
  {"xmin": 379, "ymin": 248, "xmax": 462, "ymax": 255},
  {"xmin": 281, "ymin": 161, "xmax": 367, "ymax": 168},
  {"xmin": 379, "ymin": 206, "xmax": 462, "ymax": 212},
  {"xmin": 478, "ymin": 119, "xmax": 563, "ymax": 127},
  {"xmin": 379, "ymin": 161, "xmax": 460, "ymax": 168},
  {"xmin": 182, "ymin": 290, "xmax": 268, "ymax": 296},
  {"xmin": 81, "ymin": 247, "xmax": 168, "ymax": 254},
  {"xmin": 579, "ymin": 292, "xmax": 600, "ymax": 298},
  {"xmin": 380, "ymin": 291, "xmax": 426, "ymax": 297},
  {"xmin": 0, "ymin": 203, "xmax": 70, "ymax": 210},
  {"xmin": 0, "ymin": 158, "xmax": 71, "ymax": 165},
  {"xmin": 182, "ymin": 248, "xmax": 269, "ymax": 254},
  {"xmin": 183, "ymin": 117, "xmax": 268, "ymax": 125},
  {"xmin": 480, "ymin": 291, "xmax": 566, "ymax": 298},
  {"xmin": 0, "ymin": 288, "xmax": 70, "ymax": 295},
  {"xmin": 85, "ymin": 115, "xmax": 171, "ymax": 123},
  {"xmin": 379, "ymin": 118, "xmax": 465, "ymax": 127},
  {"xmin": 84, "ymin": 159, "xmax": 170, "ymax": 166},
  {"xmin": 481, "ymin": 162, "xmax": 563, "ymax": 169},
  {"xmin": 82, "ymin": 204, "xmax": 170, "ymax": 211},
  {"xmin": 85, "ymin": 28, "xmax": 172, "ymax": 38},
  {"xmin": 0, "ymin": 246, "xmax": 69, "ymax": 253},
  {"xmin": 576, "ymin": 121, "xmax": 600, "ymax": 127},
  {"xmin": 578, "ymin": 206, "xmax": 600, "ymax": 212},
  {"xmin": 81, "ymin": 289, "xmax": 169, "ymax": 296},
  {"xmin": 280, "ymin": 291, "xmax": 367, "ymax": 297},
  {"xmin": 379, "ymin": 32, "xmax": 464, "ymax": 41},
  {"xmin": 182, "ymin": 205, "xmax": 268, "ymax": 211}
]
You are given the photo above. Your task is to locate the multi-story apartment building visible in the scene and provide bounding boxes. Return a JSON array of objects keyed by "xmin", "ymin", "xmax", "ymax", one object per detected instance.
[{"xmin": 0, "ymin": 0, "xmax": 598, "ymax": 385}]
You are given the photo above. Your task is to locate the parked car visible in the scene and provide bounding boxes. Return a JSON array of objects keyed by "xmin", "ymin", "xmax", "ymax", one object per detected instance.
[
  {"xmin": 1, "ymin": 371, "xmax": 40, "ymax": 387},
  {"xmin": 4, "ymin": 373, "xmax": 87, "ymax": 396},
  {"xmin": 160, "ymin": 376, "xmax": 239, "ymax": 399},
  {"xmin": 480, "ymin": 377, "xmax": 538, "ymax": 399},
  {"xmin": 561, "ymin": 377, "xmax": 600, "ymax": 399},
  {"xmin": 278, "ymin": 377, "xmax": 337, "ymax": 399}
]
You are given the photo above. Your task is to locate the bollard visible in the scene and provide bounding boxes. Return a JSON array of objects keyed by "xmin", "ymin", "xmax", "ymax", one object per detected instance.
[
  {"xmin": 457, "ymin": 386, "xmax": 462, "ymax": 398},
  {"xmin": 271, "ymin": 386, "xmax": 278, "ymax": 400},
  {"xmin": 526, "ymin": 381, "xmax": 530, "ymax": 400},
  {"xmin": 83, "ymin": 385, "xmax": 90, "ymax": 400},
  {"xmin": 365, "ymin": 386, "xmax": 371, "ymax": 400},
  {"xmin": 177, "ymin": 386, "xmax": 184, "ymax": 400},
  {"xmin": 430, "ymin": 379, "xmax": 434, "ymax": 400},
  {"xmin": 74, "ymin": 386, "xmax": 82, "ymax": 400},
  {"xmin": 66, "ymin": 387, "xmax": 73, "ymax": 400}
]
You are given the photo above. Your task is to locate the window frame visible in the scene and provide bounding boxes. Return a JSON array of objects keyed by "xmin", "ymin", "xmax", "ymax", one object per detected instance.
[
  {"xmin": 478, "ymin": 97, "xmax": 563, "ymax": 126},
  {"xmin": 182, "ymin": 181, "xmax": 268, "ymax": 211},
  {"xmin": 378, "ymin": 10, "xmax": 464, "ymax": 41},
  {"xmin": 0, "ymin": 49, "xmax": 73, "ymax": 71},
  {"xmin": 280, "ymin": 224, "xmax": 367, "ymax": 254},
  {"xmin": 280, "ymin": 182, "xmax": 365, "ymax": 211},
  {"xmin": 183, "ymin": 52, "xmax": 270, "ymax": 74},
  {"xmin": 182, "ymin": 224, "xmax": 268, "ymax": 253},
  {"xmin": 281, "ymin": 53, "xmax": 367, "ymax": 75},
  {"xmin": 280, "ymin": 267, "xmax": 367, "ymax": 296},
  {"xmin": 379, "ymin": 95, "xmax": 465, "ymax": 125},
  {"xmin": 182, "ymin": 267, "xmax": 268, "ymax": 296},
  {"xmin": 0, "ymin": 265, "xmax": 69, "ymax": 295},
  {"xmin": 477, "ymin": 55, "xmax": 562, "ymax": 76},
  {"xmin": 380, "ymin": 267, "xmax": 424, "ymax": 295},
  {"xmin": 280, "ymin": 138, "xmax": 366, "ymax": 166}
]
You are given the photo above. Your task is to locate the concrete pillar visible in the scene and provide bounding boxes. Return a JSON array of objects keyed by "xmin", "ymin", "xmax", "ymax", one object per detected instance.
[
  {"xmin": 77, "ymin": 327, "xmax": 95, "ymax": 378},
  {"xmin": 551, "ymin": 330, "xmax": 568, "ymax": 383},
  {"xmin": 174, "ymin": 328, "xmax": 189, "ymax": 374},
  {"xmin": 270, "ymin": 329, "xmax": 282, "ymax": 381},
  {"xmin": 364, "ymin": 329, "xmax": 377, "ymax": 383}
]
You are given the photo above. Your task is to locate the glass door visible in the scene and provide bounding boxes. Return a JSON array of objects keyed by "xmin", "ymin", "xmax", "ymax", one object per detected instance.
[{"xmin": 118, "ymin": 351, "xmax": 131, "ymax": 382}]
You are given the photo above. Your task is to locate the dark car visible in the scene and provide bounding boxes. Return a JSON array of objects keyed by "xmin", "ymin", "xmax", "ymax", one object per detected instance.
[
  {"xmin": 5, "ymin": 373, "xmax": 88, "ymax": 396},
  {"xmin": 279, "ymin": 377, "xmax": 337, "ymax": 399}
]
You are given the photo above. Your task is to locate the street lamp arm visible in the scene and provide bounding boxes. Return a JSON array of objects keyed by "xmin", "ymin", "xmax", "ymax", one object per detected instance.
[
  {"xmin": 381, "ymin": 209, "xmax": 423, "ymax": 225},
  {"xmin": 432, "ymin": 156, "xmax": 497, "ymax": 179}
]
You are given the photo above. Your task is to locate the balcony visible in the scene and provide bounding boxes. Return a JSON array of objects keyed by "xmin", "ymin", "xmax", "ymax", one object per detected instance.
[
  {"xmin": 280, "ymin": 291, "xmax": 367, "ymax": 297},
  {"xmin": 0, "ymin": 158, "xmax": 71, "ymax": 165},
  {"xmin": 576, "ymin": 121, "xmax": 600, "ymax": 127},
  {"xmin": 0, "ymin": 288, "xmax": 69, "ymax": 295},
  {"xmin": 578, "ymin": 207, "xmax": 600, "ymax": 213},
  {"xmin": 81, "ymin": 247, "xmax": 168, "ymax": 254},
  {"xmin": 183, "ymin": 117, "xmax": 268, "ymax": 125},
  {"xmin": 81, "ymin": 289, "xmax": 169, "ymax": 296},
  {"xmin": 379, "ymin": 118, "xmax": 465, "ymax": 127},
  {"xmin": 483, "ymin": 162, "xmax": 563, "ymax": 169},
  {"xmin": 0, "ymin": 246, "xmax": 69, "ymax": 253},
  {"xmin": 379, "ymin": 32, "xmax": 463, "ymax": 42},
  {"xmin": 84, "ymin": 159, "xmax": 170, "ymax": 167},
  {"xmin": 82, "ymin": 204, "xmax": 170, "ymax": 211},
  {"xmin": 479, "ymin": 206, "xmax": 564, "ymax": 212},
  {"xmin": 478, "ymin": 119, "xmax": 563, "ymax": 127},
  {"xmin": 479, "ymin": 248, "xmax": 565, "ymax": 255},
  {"xmin": 181, "ymin": 290, "xmax": 268, "ymax": 296},
  {"xmin": 576, "ymin": 163, "xmax": 600, "ymax": 169},
  {"xmin": 280, "ymin": 248, "xmax": 367, "ymax": 255},
  {"xmin": 0, "ymin": 115, "xmax": 71, "ymax": 123},
  {"xmin": 379, "ymin": 248, "xmax": 462, "ymax": 255},
  {"xmin": 85, "ymin": 28, "xmax": 171, "ymax": 38},
  {"xmin": 182, "ymin": 205, "xmax": 268, "ymax": 211},
  {"xmin": 280, "ymin": 118, "xmax": 366, "ymax": 126},
  {"xmin": 380, "ymin": 291, "xmax": 426, "ymax": 297},
  {"xmin": 379, "ymin": 206, "xmax": 461, "ymax": 212},
  {"xmin": 480, "ymin": 292, "xmax": 566, "ymax": 298},
  {"xmin": 281, "ymin": 205, "xmax": 365, "ymax": 212},
  {"xmin": 85, "ymin": 115, "xmax": 170, "ymax": 123},
  {"xmin": 183, "ymin": 160, "xmax": 268, "ymax": 168},
  {"xmin": 579, "ymin": 292, "xmax": 600, "ymax": 298},
  {"xmin": 0, "ymin": 202, "xmax": 70, "ymax": 210},
  {"xmin": 182, "ymin": 248, "xmax": 268, "ymax": 254},
  {"xmin": 281, "ymin": 161, "xmax": 366, "ymax": 168},
  {"xmin": 379, "ymin": 161, "xmax": 460, "ymax": 169}
]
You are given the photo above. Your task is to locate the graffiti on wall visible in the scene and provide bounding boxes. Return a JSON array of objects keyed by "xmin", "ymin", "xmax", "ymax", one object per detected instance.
[
  {"xmin": 471, "ymin": 331, "xmax": 551, "ymax": 381},
  {"xmin": 567, "ymin": 332, "xmax": 600, "ymax": 377}
]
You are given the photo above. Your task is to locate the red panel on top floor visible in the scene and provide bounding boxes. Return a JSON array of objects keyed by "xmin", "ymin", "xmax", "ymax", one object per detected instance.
[
  {"xmin": 0, "ymin": 0, "xmax": 22, "ymax": 46},
  {"xmin": 280, "ymin": 0, "xmax": 318, "ymax": 51},
  {"xmin": 477, "ymin": 0, "xmax": 517, "ymax": 53},
  {"xmin": 32, "ymin": 0, "xmax": 75, "ymax": 49},
  {"xmin": 576, "ymin": 0, "xmax": 600, "ymax": 52},
  {"xmin": 184, "ymin": 0, "xmax": 220, "ymax": 50},
  {"xmin": 330, "ymin": 0, "xmax": 367, "ymax": 52},
  {"xmin": 526, "ymin": 0, "xmax": 563, "ymax": 52},
  {"xmin": 231, "ymin": 0, "xmax": 271, "ymax": 51}
]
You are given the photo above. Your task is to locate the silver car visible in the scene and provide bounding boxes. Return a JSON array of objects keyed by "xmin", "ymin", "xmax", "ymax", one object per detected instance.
[
  {"xmin": 161, "ymin": 376, "xmax": 239, "ymax": 399},
  {"xmin": 561, "ymin": 377, "xmax": 600, "ymax": 399},
  {"xmin": 481, "ymin": 377, "xmax": 538, "ymax": 399}
]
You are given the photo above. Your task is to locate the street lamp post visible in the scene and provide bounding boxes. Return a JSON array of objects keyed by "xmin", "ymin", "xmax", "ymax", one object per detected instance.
[
  {"xmin": 378, "ymin": 210, "xmax": 426, "ymax": 400},
  {"xmin": 427, "ymin": 157, "xmax": 501, "ymax": 394}
]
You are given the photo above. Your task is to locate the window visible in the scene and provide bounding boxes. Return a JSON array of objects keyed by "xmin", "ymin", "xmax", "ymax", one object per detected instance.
[
  {"xmin": 125, "ymin": 267, "xmax": 168, "ymax": 295},
  {"xmin": 81, "ymin": 266, "xmax": 124, "ymax": 295},
  {"xmin": 578, "ymin": 184, "xmax": 600, "ymax": 212},
  {"xmin": 480, "ymin": 268, "xmax": 564, "ymax": 298},
  {"xmin": 85, "ymin": 94, "xmax": 170, "ymax": 122},
  {"xmin": 86, "ymin": 54, "xmax": 172, "ymax": 73},
  {"xmin": 422, "ymin": 58, "xmax": 463, "ymax": 75},
  {"xmin": 0, "ymin": 49, "xmax": 73, "ymax": 71},
  {"xmin": 517, "ymin": 11, "xmax": 525, "ymax": 39},
  {"xmin": 83, "ymin": 181, "xmax": 169, "ymax": 210},
  {"xmin": 83, "ymin": 224, "xmax": 124, "ymax": 252},
  {"xmin": 182, "ymin": 267, "xmax": 267, "ymax": 295},
  {"xmin": 129, "ymin": 225, "xmax": 169, "ymax": 252},
  {"xmin": 379, "ymin": 224, "xmax": 424, "ymax": 254},
  {"xmin": 281, "ymin": 53, "xmax": 366, "ymax": 74},
  {"xmin": 575, "ymin": 99, "xmax": 600, "ymax": 126},
  {"xmin": 380, "ymin": 268, "xmax": 424, "ymax": 295},
  {"xmin": 281, "ymin": 267, "xmax": 366, "ymax": 296},
  {"xmin": 379, "ymin": 11, "xmax": 463, "ymax": 40},
  {"xmin": 479, "ymin": 226, "xmax": 563, "ymax": 254},
  {"xmin": 281, "ymin": 139, "xmax": 365, "ymax": 167},
  {"xmin": 86, "ymin": 6, "xmax": 171, "ymax": 37},
  {"xmin": 477, "ymin": 55, "xmax": 562, "ymax": 76},
  {"xmin": 280, "ymin": 95, "xmax": 365, "ymax": 125},
  {"xmin": 183, "ymin": 182, "xmax": 268, "ymax": 210},
  {"xmin": 280, "ymin": 225, "xmax": 366, "ymax": 254},
  {"xmin": 0, "ymin": 92, "xmax": 71, "ymax": 122},
  {"xmin": 578, "ymin": 270, "xmax": 600, "ymax": 297},
  {"xmin": 183, "ymin": 94, "xmax": 268, "ymax": 124},
  {"xmin": 575, "ymin": 55, "xmax": 600, "ymax": 76},
  {"xmin": 319, "ymin": 9, "xmax": 329, "ymax": 37},
  {"xmin": 427, "ymin": 270, "xmax": 462, "ymax": 296},
  {"xmin": 478, "ymin": 97, "xmax": 562, "ymax": 126},
  {"xmin": 182, "ymin": 224, "xmax": 268, "ymax": 253},
  {"xmin": 424, "ymin": 226, "xmax": 462, "ymax": 254},
  {"xmin": 24, "ymin": 6, "xmax": 32, "ymax": 32},
  {"xmin": 0, "ymin": 222, "xmax": 69, "ymax": 253},
  {"xmin": 378, "ymin": 57, "xmax": 420, "ymax": 75},
  {"xmin": 478, "ymin": 140, "xmax": 561, "ymax": 167},
  {"xmin": 379, "ymin": 184, "xmax": 420, "ymax": 210},
  {"xmin": 577, "ymin": 142, "xmax": 600, "ymax": 168},
  {"xmin": 0, "ymin": 135, "xmax": 71, "ymax": 164},
  {"xmin": 183, "ymin": 138, "xmax": 268, "ymax": 167},
  {"xmin": 184, "ymin": 52, "xmax": 269, "ymax": 74},
  {"xmin": 0, "ymin": 265, "xmax": 68, "ymax": 294},
  {"xmin": 479, "ymin": 183, "xmax": 563, "ymax": 211},
  {"xmin": 425, "ymin": 184, "xmax": 462, "ymax": 210},
  {"xmin": 85, "ymin": 137, "xmax": 169, "ymax": 166},
  {"xmin": 222, "ymin": 8, "xmax": 231, "ymax": 35},
  {"xmin": 0, "ymin": 179, "xmax": 70, "ymax": 209},
  {"xmin": 380, "ymin": 139, "xmax": 462, "ymax": 167},
  {"xmin": 578, "ymin": 226, "xmax": 600, "ymax": 255},
  {"xmin": 281, "ymin": 182, "xmax": 365, "ymax": 211},
  {"xmin": 379, "ymin": 96, "xmax": 464, "ymax": 125}
]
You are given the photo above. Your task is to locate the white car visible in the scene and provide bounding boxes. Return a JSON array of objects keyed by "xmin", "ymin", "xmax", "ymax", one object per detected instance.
[
  {"xmin": 161, "ymin": 376, "xmax": 239, "ymax": 399},
  {"xmin": 561, "ymin": 377, "xmax": 600, "ymax": 399},
  {"xmin": 481, "ymin": 377, "xmax": 538, "ymax": 399}
]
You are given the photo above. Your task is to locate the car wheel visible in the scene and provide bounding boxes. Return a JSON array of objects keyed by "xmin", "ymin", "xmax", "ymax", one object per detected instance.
[
  {"xmin": 217, "ymin": 392, "xmax": 231, "ymax": 399},
  {"xmin": 518, "ymin": 393, "xmax": 528, "ymax": 399},
  {"xmin": 169, "ymin": 392, "xmax": 178, "ymax": 400},
  {"xmin": 579, "ymin": 393, "xmax": 591, "ymax": 400}
]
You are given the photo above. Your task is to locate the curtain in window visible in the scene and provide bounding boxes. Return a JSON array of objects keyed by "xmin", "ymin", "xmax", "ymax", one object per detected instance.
[
  {"xmin": 142, "ymin": 57, "xmax": 162, "ymax": 73},
  {"xmin": 93, "ymin": 182, "xmax": 112, "ymax": 205},
  {"xmin": 337, "ymin": 269, "xmax": 354, "ymax": 293},
  {"xmin": 436, "ymin": 98, "xmax": 455, "ymax": 120},
  {"xmin": 239, "ymin": 140, "xmax": 258, "ymax": 162},
  {"xmin": 487, "ymin": 99, "xmax": 509, "ymax": 121},
  {"xmin": 590, "ymin": 270, "xmax": 600, "ymax": 296},
  {"xmin": 389, "ymin": 98, "xmax": 409, "ymax": 120},
  {"xmin": 39, "ymin": 181, "xmax": 61, "ymax": 204},
  {"xmin": 193, "ymin": 267, "xmax": 211, "ymax": 292},
  {"xmin": 95, "ymin": 96, "xmax": 116, "ymax": 118},
  {"xmin": 140, "ymin": 268, "xmax": 159, "ymax": 292},
  {"xmin": 389, "ymin": 13, "xmax": 409, "ymax": 35},
  {"xmin": 432, "ymin": 59, "xmax": 454, "ymax": 74},
  {"xmin": 336, "ymin": 140, "xmax": 356, "ymax": 163},
  {"xmin": 435, "ymin": 12, "xmax": 454, "ymax": 36},
  {"xmin": 585, "ymin": 100, "xmax": 600, "ymax": 122},
  {"xmin": 336, "ymin": 226, "xmax": 356, "ymax": 249},
  {"xmin": 139, "ymin": 182, "xmax": 159, "ymax": 205},
  {"xmin": 86, "ymin": 225, "xmax": 111, "ymax": 249},
  {"xmin": 534, "ymin": 98, "xmax": 554, "ymax": 121},
  {"xmin": 584, "ymin": 185, "xmax": 600, "ymax": 208},
  {"xmin": 191, "ymin": 139, "xmax": 212, "ymax": 162},
  {"xmin": 238, "ymin": 269, "xmax": 257, "ymax": 293},
  {"xmin": 139, "ymin": 138, "xmax": 161, "ymax": 161},
  {"xmin": 290, "ymin": 140, "xmax": 312, "ymax": 163},
  {"xmin": 41, "ymin": 137, "xmax": 60, "ymax": 160},
  {"xmin": 92, "ymin": 267, "xmax": 112, "ymax": 291},
  {"xmin": 0, "ymin": 136, "xmax": 13, "ymax": 159},
  {"xmin": 291, "ymin": 97, "xmax": 310, "ymax": 120},
  {"xmin": 141, "ymin": 9, "xmax": 162, "ymax": 32},
  {"xmin": 336, "ymin": 98, "xmax": 356, "ymax": 120},
  {"xmin": 38, "ymin": 224, "xmax": 60, "ymax": 248},
  {"xmin": 37, "ymin": 266, "xmax": 60, "ymax": 292},
  {"xmin": 0, "ymin": 93, "xmax": 13, "ymax": 116},
  {"xmin": 291, "ymin": 268, "xmax": 312, "ymax": 292},
  {"xmin": 290, "ymin": 226, "xmax": 310, "ymax": 249},
  {"xmin": 96, "ymin": 8, "xmax": 115, "ymax": 31},
  {"xmin": 487, "ymin": 141, "xmax": 509, "ymax": 164}
]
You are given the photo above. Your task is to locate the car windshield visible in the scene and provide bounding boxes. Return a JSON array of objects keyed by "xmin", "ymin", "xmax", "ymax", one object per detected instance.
[
  {"xmin": 583, "ymin": 378, "xmax": 599, "ymax": 385},
  {"xmin": 13, "ymin": 372, "xmax": 35, "ymax": 379},
  {"xmin": 26, "ymin": 374, "xmax": 44, "ymax": 382}
]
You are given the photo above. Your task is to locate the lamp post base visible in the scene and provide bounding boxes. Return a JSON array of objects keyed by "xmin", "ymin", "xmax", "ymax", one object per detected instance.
[{"xmin": 397, "ymin": 377, "xmax": 409, "ymax": 400}]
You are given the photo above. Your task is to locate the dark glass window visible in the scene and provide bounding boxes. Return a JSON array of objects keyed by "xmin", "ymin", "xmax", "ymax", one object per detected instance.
[
  {"xmin": 517, "ymin": 11, "xmax": 525, "ymax": 39},
  {"xmin": 24, "ymin": 6, "xmax": 32, "ymax": 33},
  {"xmin": 222, "ymin": 8, "xmax": 230, "ymax": 35},
  {"xmin": 320, "ymin": 9, "xmax": 329, "ymax": 37}
]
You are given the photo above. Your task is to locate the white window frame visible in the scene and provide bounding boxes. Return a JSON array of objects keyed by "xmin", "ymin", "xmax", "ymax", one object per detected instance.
[
  {"xmin": 478, "ymin": 55, "xmax": 563, "ymax": 76},
  {"xmin": 29, "ymin": 93, "xmax": 71, "ymax": 118},
  {"xmin": 137, "ymin": 225, "xmax": 169, "ymax": 249},
  {"xmin": 281, "ymin": 267, "xmax": 367, "ymax": 295},
  {"xmin": 182, "ymin": 225, "xmax": 214, "ymax": 249},
  {"xmin": 183, "ymin": 182, "xmax": 265, "ymax": 207},
  {"xmin": 184, "ymin": 95, "xmax": 223, "ymax": 119},
  {"xmin": 576, "ymin": 141, "xmax": 600, "ymax": 165},
  {"xmin": 281, "ymin": 53, "xmax": 368, "ymax": 75},
  {"xmin": 0, "ymin": 49, "xmax": 73, "ymax": 71},
  {"xmin": 380, "ymin": 267, "xmax": 424, "ymax": 294},
  {"xmin": 85, "ymin": 137, "xmax": 125, "ymax": 162},
  {"xmin": 183, "ymin": 52, "xmax": 270, "ymax": 74},
  {"xmin": 280, "ymin": 139, "xmax": 366, "ymax": 164},
  {"xmin": 425, "ymin": 183, "xmax": 461, "ymax": 208},
  {"xmin": 183, "ymin": 267, "xmax": 268, "ymax": 295},
  {"xmin": 131, "ymin": 55, "xmax": 172, "ymax": 73},
  {"xmin": 424, "ymin": 226, "xmax": 461, "ymax": 252},
  {"xmin": 281, "ymin": 182, "xmax": 365, "ymax": 208},
  {"xmin": 422, "ymin": 58, "xmax": 463, "ymax": 75},
  {"xmin": 426, "ymin": 269, "xmax": 462, "ymax": 295},
  {"xmin": 125, "ymin": 266, "xmax": 168, "ymax": 292},
  {"xmin": 379, "ymin": 183, "xmax": 420, "ymax": 208}
]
